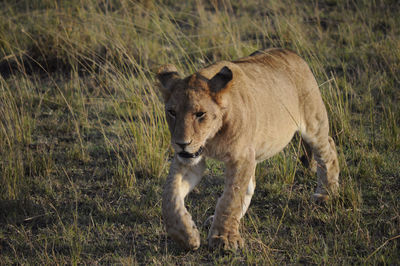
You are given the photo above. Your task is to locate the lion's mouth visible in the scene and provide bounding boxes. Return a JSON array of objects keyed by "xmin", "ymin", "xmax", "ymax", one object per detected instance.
[{"xmin": 178, "ymin": 146, "xmax": 204, "ymax": 158}]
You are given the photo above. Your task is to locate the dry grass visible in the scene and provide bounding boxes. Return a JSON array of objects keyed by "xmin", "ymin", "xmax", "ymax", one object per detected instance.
[{"xmin": 0, "ymin": 0, "xmax": 399, "ymax": 264}]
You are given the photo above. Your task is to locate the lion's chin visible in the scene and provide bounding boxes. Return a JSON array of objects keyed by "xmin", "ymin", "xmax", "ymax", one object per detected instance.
[{"xmin": 177, "ymin": 155, "xmax": 203, "ymax": 165}]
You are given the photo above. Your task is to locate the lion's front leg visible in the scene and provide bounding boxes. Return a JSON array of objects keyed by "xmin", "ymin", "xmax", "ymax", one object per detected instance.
[
  {"xmin": 162, "ymin": 157, "xmax": 205, "ymax": 250},
  {"xmin": 208, "ymin": 150, "xmax": 256, "ymax": 250}
]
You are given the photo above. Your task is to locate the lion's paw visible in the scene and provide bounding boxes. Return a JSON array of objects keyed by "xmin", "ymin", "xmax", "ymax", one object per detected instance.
[
  {"xmin": 167, "ymin": 224, "xmax": 200, "ymax": 250},
  {"xmin": 313, "ymin": 181, "xmax": 339, "ymax": 203},
  {"xmin": 312, "ymin": 192, "xmax": 330, "ymax": 203},
  {"xmin": 208, "ymin": 231, "xmax": 243, "ymax": 251}
]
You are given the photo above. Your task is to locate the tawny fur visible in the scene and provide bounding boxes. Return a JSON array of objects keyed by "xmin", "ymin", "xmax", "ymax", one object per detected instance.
[{"xmin": 157, "ymin": 48, "xmax": 340, "ymax": 250}]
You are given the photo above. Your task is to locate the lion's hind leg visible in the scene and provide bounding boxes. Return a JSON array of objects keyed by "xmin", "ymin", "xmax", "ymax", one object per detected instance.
[
  {"xmin": 301, "ymin": 116, "xmax": 339, "ymax": 201},
  {"xmin": 300, "ymin": 137, "xmax": 317, "ymax": 173}
]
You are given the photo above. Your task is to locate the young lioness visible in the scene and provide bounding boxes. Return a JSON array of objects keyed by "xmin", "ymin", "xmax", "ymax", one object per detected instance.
[{"xmin": 157, "ymin": 48, "xmax": 339, "ymax": 251}]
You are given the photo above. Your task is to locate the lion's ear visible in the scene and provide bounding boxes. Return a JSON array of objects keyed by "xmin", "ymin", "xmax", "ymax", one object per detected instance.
[
  {"xmin": 209, "ymin": 66, "xmax": 233, "ymax": 94},
  {"xmin": 157, "ymin": 64, "xmax": 180, "ymax": 101}
]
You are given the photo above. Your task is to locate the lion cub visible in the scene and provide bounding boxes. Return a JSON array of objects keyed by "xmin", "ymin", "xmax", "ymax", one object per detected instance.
[{"xmin": 157, "ymin": 48, "xmax": 339, "ymax": 250}]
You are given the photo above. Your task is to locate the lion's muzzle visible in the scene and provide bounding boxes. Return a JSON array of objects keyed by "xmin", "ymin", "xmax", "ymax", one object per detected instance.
[{"xmin": 178, "ymin": 146, "xmax": 204, "ymax": 159}]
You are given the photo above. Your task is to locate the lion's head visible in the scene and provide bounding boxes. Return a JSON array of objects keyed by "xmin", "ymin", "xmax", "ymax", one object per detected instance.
[{"xmin": 157, "ymin": 64, "xmax": 233, "ymax": 165}]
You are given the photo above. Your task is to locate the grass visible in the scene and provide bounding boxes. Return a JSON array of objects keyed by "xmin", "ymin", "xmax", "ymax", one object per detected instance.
[{"xmin": 0, "ymin": 0, "xmax": 399, "ymax": 264}]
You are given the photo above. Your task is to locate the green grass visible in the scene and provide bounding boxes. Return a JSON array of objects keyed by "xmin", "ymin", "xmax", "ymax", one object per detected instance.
[{"xmin": 0, "ymin": 0, "xmax": 399, "ymax": 264}]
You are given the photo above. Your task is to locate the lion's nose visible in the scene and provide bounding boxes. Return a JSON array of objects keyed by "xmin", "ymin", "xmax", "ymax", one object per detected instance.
[{"xmin": 176, "ymin": 140, "xmax": 192, "ymax": 150}]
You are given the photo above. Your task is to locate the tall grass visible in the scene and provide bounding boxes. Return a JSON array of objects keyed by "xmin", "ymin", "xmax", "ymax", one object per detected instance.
[{"xmin": 0, "ymin": 0, "xmax": 399, "ymax": 264}]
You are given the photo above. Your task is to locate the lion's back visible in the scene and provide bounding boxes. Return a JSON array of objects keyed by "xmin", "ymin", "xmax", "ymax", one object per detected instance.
[
  {"xmin": 234, "ymin": 48, "xmax": 322, "ymax": 118},
  {"xmin": 231, "ymin": 48, "xmax": 323, "ymax": 161},
  {"xmin": 234, "ymin": 48, "xmax": 314, "ymax": 82}
]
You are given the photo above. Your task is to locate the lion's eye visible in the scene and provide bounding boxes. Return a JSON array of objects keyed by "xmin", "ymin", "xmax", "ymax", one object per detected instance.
[
  {"xmin": 195, "ymin": 112, "xmax": 205, "ymax": 118},
  {"xmin": 167, "ymin": 109, "xmax": 176, "ymax": 118}
]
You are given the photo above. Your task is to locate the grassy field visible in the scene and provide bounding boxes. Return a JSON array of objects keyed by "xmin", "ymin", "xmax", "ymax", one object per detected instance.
[{"xmin": 0, "ymin": 0, "xmax": 399, "ymax": 264}]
